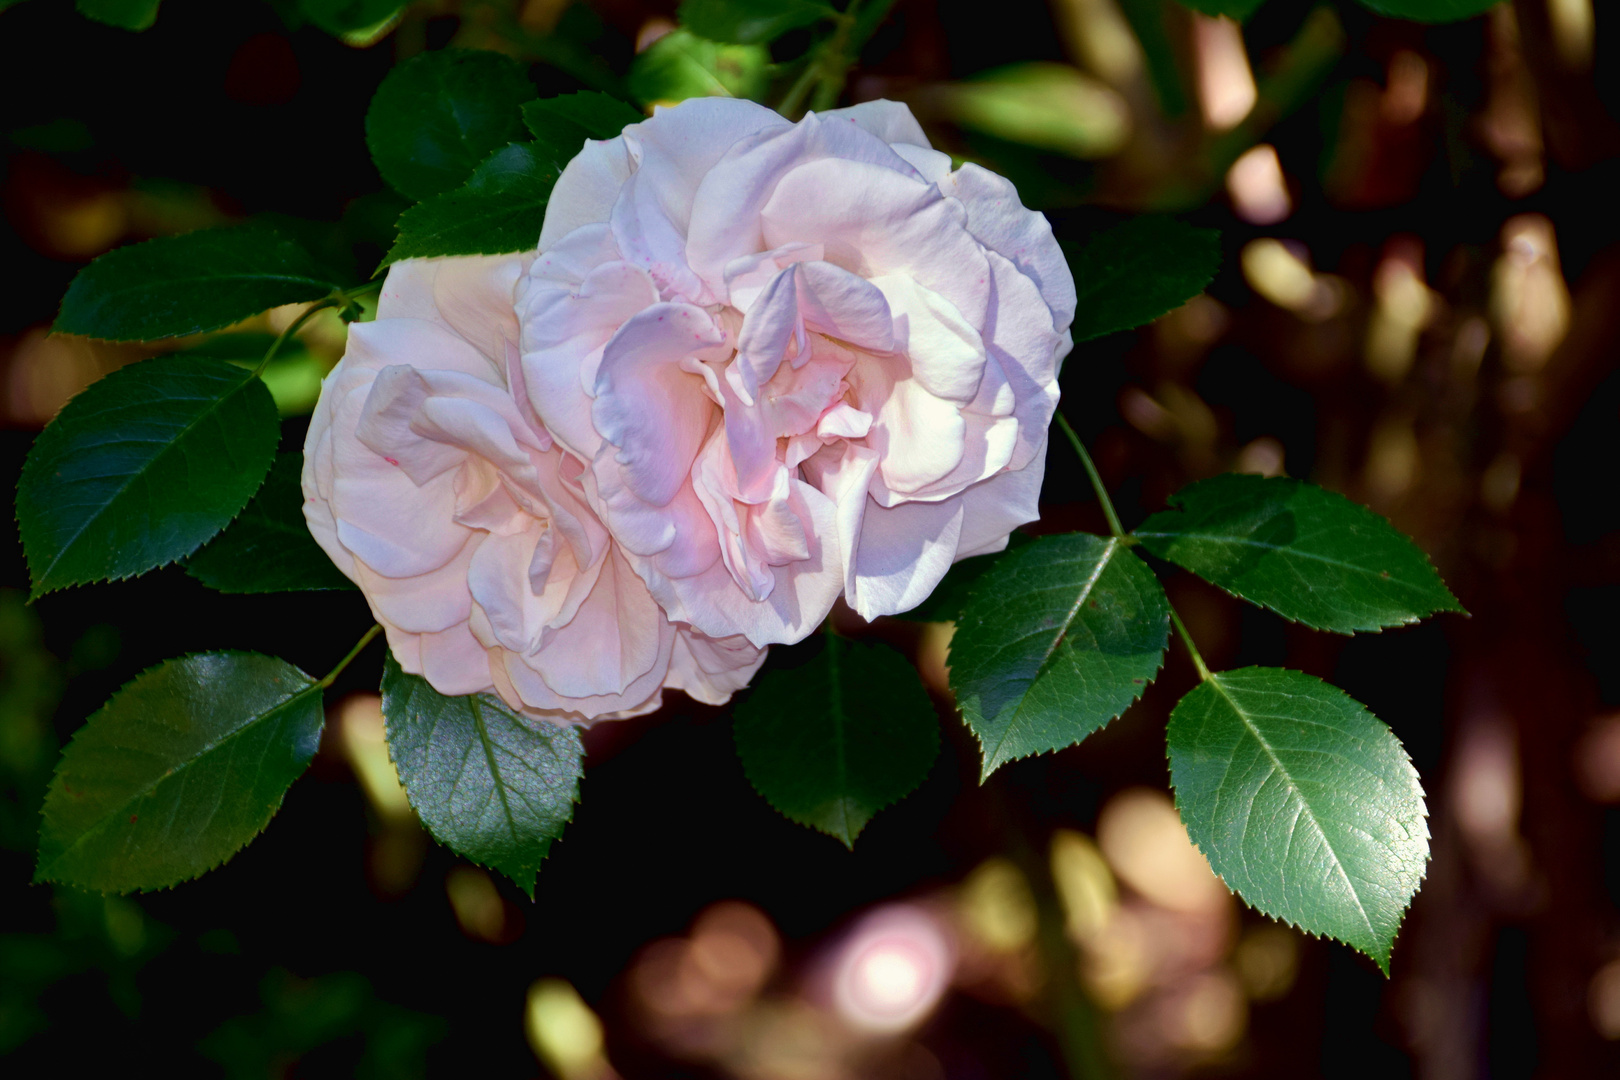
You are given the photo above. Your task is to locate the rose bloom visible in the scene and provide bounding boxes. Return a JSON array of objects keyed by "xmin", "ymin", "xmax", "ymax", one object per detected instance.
[
  {"xmin": 521, "ymin": 97, "xmax": 1073, "ymax": 646},
  {"xmin": 305, "ymin": 97, "xmax": 1071, "ymax": 721}
]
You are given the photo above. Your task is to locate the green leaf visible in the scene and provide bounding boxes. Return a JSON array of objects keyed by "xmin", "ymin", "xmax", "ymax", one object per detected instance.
[
  {"xmin": 1117, "ymin": 0, "xmax": 1189, "ymax": 117},
  {"xmin": 950, "ymin": 534, "xmax": 1169, "ymax": 780},
  {"xmin": 380, "ymin": 654, "xmax": 582, "ymax": 896},
  {"xmin": 1134, "ymin": 473, "xmax": 1464, "ymax": 633},
  {"xmin": 627, "ymin": 28, "xmax": 770, "ymax": 106},
  {"xmin": 676, "ymin": 0, "xmax": 835, "ymax": 44},
  {"xmin": 1354, "ymin": 0, "xmax": 1499, "ymax": 22},
  {"xmin": 1167, "ymin": 667, "xmax": 1428, "ymax": 972},
  {"xmin": 53, "ymin": 223, "xmax": 346, "ymax": 342},
  {"xmin": 301, "ymin": 0, "xmax": 404, "ymax": 43},
  {"xmin": 1065, "ymin": 216, "xmax": 1222, "ymax": 343},
  {"xmin": 76, "ymin": 0, "xmax": 160, "ymax": 30},
  {"xmin": 186, "ymin": 454, "xmax": 357, "ymax": 595},
  {"xmin": 35, "ymin": 652, "xmax": 325, "ymax": 892},
  {"xmin": 897, "ymin": 531, "xmax": 1035, "ymax": 623},
  {"xmin": 364, "ymin": 48, "xmax": 534, "ymax": 202},
  {"xmin": 1174, "ymin": 0, "xmax": 1267, "ymax": 19},
  {"xmin": 734, "ymin": 635, "xmax": 939, "ymax": 848},
  {"xmin": 383, "ymin": 142, "xmax": 558, "ymax": 265},
  {"xmin": 521, "ymin": 91, "xmax": 644, "ymax": 149},
  {"xmin": 17, "ymin": 356, "xmax": 280, "ymax": 598}
]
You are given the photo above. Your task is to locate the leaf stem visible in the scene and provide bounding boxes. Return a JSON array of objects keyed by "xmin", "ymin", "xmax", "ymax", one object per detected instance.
[
  {"xmin": 317, "ymin": 624, "xmax": 384, "ymax": 690},
  {"xmin": 254, "ymin": 298, "xmax": 339, "ymax": 377},
  {"xmin": 1168, "ymin": 606, "xmax": 1211, "ymax": 682},
  {"xmin": 1055, "ymin": 412, "xmax": 1127, "ymax": 542},
  {"xmin": 776, "ymin": 57, "xmax": 822, "ymax": 119}
]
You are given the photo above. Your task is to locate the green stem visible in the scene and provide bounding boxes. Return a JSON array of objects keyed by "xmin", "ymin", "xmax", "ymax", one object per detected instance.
[
  {"xmin": 777, "ymin": 57, "xmax": 822, "ymax": 119},
  {"xmin": 317, "ymin": 624, "xmax": 384, "ymax": 690},
  {"xmin": 1168, "ymin": 607, "xmax": 1211, "ymax": 682},
  {"xmin": 1055, "ymin": 413, "xmax": 1127, "ymax": 542},
  {"xmin": 254, "ymin": 298, "xmax": 339, "ymax": 377}
]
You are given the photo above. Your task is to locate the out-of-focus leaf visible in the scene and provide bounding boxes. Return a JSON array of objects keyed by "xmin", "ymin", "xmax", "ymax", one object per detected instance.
[
  {"xmin": 35, "ymin": 652, "xmax": 324, "ymax": 892},
  {"xmin": 383, "ymin": 142, "xmax": 558, "ymax": 264},
  {"xmin": 1167, "ymin": 666, "xmax": 1428, "ymax": 973},
  {"xmin": 950, "ymin": 534, "xmax": 1169, "ymax": 779},
  {"xmin": 365, "ymin": 49, "xmax": 534, "ymax": 202},
  {"xmin": 301, "ymin": 0, "xmax": 404, "ymax": 43},
  {"xmin": 187, "ymin": 454, "xmax": 357, "ymax": 594},
  {"xmin": 380, "ymin": 655, "xmax": 583, "ymax": 896},
  {"xmin": 734, "ymin": 636, "xmax": 939, "ymax": 848},
  {"xmin": 1175, "ymin": 0, "xmax": 1266, "ymax": 19},
  {"xmin": 1134, "ymin": 473, "xmax": 1464, "ymax": 632},
  {"xmin": 941, "ymin": 63, "xmax": 1130, "ymax": 159},
  {"xmin": 1117, "ymin": 0, "xmax": 1190, "ymax": 117},
  {"xmin": 53, "ymin": 224, "xmax": 344, "ymax": 342},
  {"xmin": 898, "ymin": 531, "xmax": 1036, "ymax": 623},
  {"xmin": 16, "ymin": 357, "xmax": 280, "ymax": 598},
  {"xmin": 1355, "ymin": 0, "xmax": 1500, "ymax": 22},
  {"xmin": 1065, "ymin": 216, "xmax": 1222, "ymax": 342},
  {"xmin": 676, "ymin": 0, "xmax": 835, "ymax": 44},
  {"xmin": 628, "ymin": 28, "xmax": 770, "ymax": 105},
  {"xmin": 76, "ymin": 0, "xmax": 160, "ymax": 30}
]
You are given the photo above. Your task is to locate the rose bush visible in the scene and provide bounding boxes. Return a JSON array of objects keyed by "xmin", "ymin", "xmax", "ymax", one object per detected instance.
[
  {"xmin": 521, "ymin": 97, "xmax": 1074, "ymax": 645},
  {"xmin": 305, "ymin": 96, "xmax": 1072, "ymax": 720}
]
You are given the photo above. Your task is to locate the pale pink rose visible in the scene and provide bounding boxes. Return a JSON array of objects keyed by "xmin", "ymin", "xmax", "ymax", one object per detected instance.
[
  {"xmin": 518, "ymin": 98, "xmax": 1073, "ymax": 646},
  {"xmin": 302, "ymin": 254, "xmax": 764, "ymax": 723}
]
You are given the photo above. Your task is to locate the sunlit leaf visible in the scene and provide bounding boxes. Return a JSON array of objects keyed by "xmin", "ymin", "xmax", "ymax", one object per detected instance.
[
  {"xmin": 383, "ymin": 142, "xmax": 558, "ymax": 264},
  {"xmin": 950, "ymin": 534, "xmax": 1169, "ymax": 779},
  {"xmin": 187, "ymin": 454, "xmax": 357, "ymax": 594},
  {"xmin": 734, "ymin": 636, "xmax": 939, "ymax": 848},
  {"xmin": 17, "ymin": 357, "xmax": 280, "ymax": 598},
  {"xmin": 380, "ymin": 654, "xmax": 582, "ymax": 896},
  {"xmin": 1134, "ymin": 473, "xmax": 1464, "ymax": 633},
  {"xmin": 35, "ymin": 652, "xmax": 324, "ymax": 892},
  {"xmin": 627, "ymin": 28, "xmax": 769, "ymax": 105},
  {"xmin": 676, "ymin": 0, "xmax": 835, "ymax": 44},
  {"xmin": 1065, "ymin": 216, "xmax": 1222, "ymax": 342},
  {"xmin": 53, "ymin": 223, "xmax": 345, "ymax": 342},
  {"xmin": 365, "ymin": 48, "xmax": 534, "ymax": 202},
  {"xmin": 1167, "ymin": 667, "xmax": 1428, "ymax": 973}
]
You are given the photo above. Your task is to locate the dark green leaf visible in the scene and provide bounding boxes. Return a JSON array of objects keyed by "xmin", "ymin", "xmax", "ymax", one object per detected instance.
[
  {"xmin": 1355, "ymin": 0, "xmax": 1499, "ymax": 22},
  {"xmin": 1174, "ymin": 0, "xmax": 1266, "ymax": 19},
  {"xmin": 383, "ymin": 142, "xmax": 558, "ymax": 265},
  {"xmin": 17, "ymin": 357, "xmax": 280, "ymax": 598},
  {"xmin": 521, "ymin": 91, "xmax": 643, "ymax": 149},
  {"xmin": 365, "ymin": 49, "xmax": 534, "ymax": 202},
  {"xmin": 35, "ymin": 652, "xmax": 324, "ymax": 892},
  {"xmin": 187, "ymin": 454, "xmax": 357, "ymax": 594},
  {"xmin": 1065, "ymin": 216, "xmax": 1222, "ymax": 343},
  {"xmin": 1168, "ymin": 667, "xmax": 1428, "ymax": 973},
  {"xmin": 1117, "ymin": 0, "xmax": 1189, "ymax": 117},
  {"xmin": 898, "ymin": 531, "xmax": 1036, "ymax": 623},
  {"xmin": 53, "ymin": 223, "xmax": 345, "ymax": 342},
  {"xmin": 1134, "ymin": 473, "xmax": 1464, "ymax": 633},
  {"xmin": 301, "ymin": 0, "xmax": 404, "ymax": 40},
  {"xmin": 76, "ymin": 0, "xmax": 160, "ymax": 30},
  {"xmin": 627, "ymin": 28, "xmax": 770, "ymax": 106},
  {"xmin": 380, "ymin": 654, "xmax": 582, "ymax": 896},
  {"xmin": 950, "ymin": 534, "xmax": 1169, "ymax": 780},
  {"xmin": 676, "ymin": 0, "xmax": 835, "ymax": 44},
  {"xmin": 734, "ymin": 636, "xmax": 939, "ymax": 848}
]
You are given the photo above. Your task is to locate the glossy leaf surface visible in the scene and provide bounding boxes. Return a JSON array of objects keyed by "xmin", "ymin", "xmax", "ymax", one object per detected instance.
[
  {"xmin": 1168, "ymin": 667, "xmax": 1429, "ymax": 972},
  {"xmin": 365, "ymin": 48, "xmax": 534, "ymax": 202},
  {"xmin": 187, "ymin": 453, "xmax": 357, "ymax": 594},
  {"xmin": 676, "ymin": 0, "xmax": 835, "ymax": 44},
  {"xmin": 384, "ymin": 142, "xmax": 558, "ymax": 264},
  {"xmin": 627, "ymin": 28, "xmax": 769, "ymax": 105},
  {"xmin": 381, "ymin": 656, "xmax": 583, "ymax": 896},
  {"xmin": 53, "ymin": 223, "xmax": 344, "ymax": 342},
  {"xmin": 17, "ymin": 357, "xmax": 280, "ymax": 598},
  {"xmin": 1135, "ymin": 473, "xmax": 1463, "ymax": 633},
  {"xmin": 734, "ymin": 636, "xmax": 939, "ymax": 848},
  {"xmin": 35, "ymin": 652, "xmax": 324, "ymax": 892},
  {"xmin": 1066, "ymin": 216, "xmax": 1221, "ymax": 342},
  {"xmin": 950, "ymin": 534, "xmax": 1169, "ymax": 779}
]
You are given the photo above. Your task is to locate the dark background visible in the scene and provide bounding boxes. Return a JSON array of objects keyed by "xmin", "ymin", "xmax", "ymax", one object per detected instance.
[{"xmin": 2, "ymin": 0, "xmax": 1618, "ymax": 1076}]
